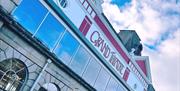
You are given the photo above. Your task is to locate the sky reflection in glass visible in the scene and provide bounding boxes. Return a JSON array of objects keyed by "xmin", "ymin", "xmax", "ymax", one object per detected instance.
[
  {"xmin": 54, "ymin": 32, "xmax": 79, "ymax": 65},
  {"xmin": 35, "ymin": 13, "xmax": 65, "ymax": 50},
  {"xmin": 70, "ymin": 46, "xmax": 91, "ymax": 75},
  {"xmin": 12, "ymin": 0, "xmax": 48, "ymax": 34}
]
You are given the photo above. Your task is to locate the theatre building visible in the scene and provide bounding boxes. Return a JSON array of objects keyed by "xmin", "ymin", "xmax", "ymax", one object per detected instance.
[{"xmin": 0, "ymin": 0, "xmax": 155, "ymax": 91}]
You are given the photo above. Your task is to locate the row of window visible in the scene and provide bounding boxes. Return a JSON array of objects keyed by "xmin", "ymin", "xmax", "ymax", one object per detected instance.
[
  {"xmin": 129, "ymin": 61, "xmax": 148, "ymax": 88},
  {"xmin": 64, "ymin": 45, "xmax": 126, "ymax": 91},
  {"xmin": 12, "ymin": 0, "xmax": 127, "ymax": 91},
  {"xmin": 80, "ymin": 0, "xmax": 96, "ymax": 18}
]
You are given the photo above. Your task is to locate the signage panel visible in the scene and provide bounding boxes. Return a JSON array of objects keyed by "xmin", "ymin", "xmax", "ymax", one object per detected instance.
[
  {"xmin": 50, "ymin": 0, "xmax": 148, "ymax": 90},
  {"xmin": 86, "ymin": 24, "xmax": 127, "ymax": 77}
]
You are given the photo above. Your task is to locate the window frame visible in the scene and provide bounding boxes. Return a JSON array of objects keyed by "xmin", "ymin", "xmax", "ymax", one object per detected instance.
[
  {"xmin": 82, "ymin": 58, "xmax": 102, "ymax": 85},
  {"xmin": 33, "ymin": 12, "xmax": 66, "ymax": 50},
  {"xmin": 0, "ymin": 58, "xmax": 28, "ymax": 91},
  {"xmin": 69, "ymin": 45, "xmax": 91, "ymax": 75},
  {"xmin": 12, "ymin": 0, "xmax": 49, "ymax": 34}
]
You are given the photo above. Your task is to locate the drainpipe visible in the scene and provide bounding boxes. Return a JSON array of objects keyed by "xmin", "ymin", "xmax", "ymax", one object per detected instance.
[{"xmin": 30, "ymin": 59, "xmax": 52, "ymax": 91}]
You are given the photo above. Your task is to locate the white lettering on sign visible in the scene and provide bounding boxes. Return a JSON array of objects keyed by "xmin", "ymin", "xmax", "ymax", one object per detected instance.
[{"xmin": 89, "ymin": 30, "xmax": 125, "ymax": 75}]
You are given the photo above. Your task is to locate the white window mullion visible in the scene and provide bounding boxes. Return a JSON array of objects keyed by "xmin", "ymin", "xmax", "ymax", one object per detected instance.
[{"xmin": 32, "ymin": 12, "xmax": 50, "ymax": 37}]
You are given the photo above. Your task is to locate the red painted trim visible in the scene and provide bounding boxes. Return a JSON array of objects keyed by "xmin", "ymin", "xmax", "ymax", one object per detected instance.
[
  {"xmin": 136, "ymin": 60, "xmax": 147, "ymax": 76},
  {"xmin": 79, "ymin": 18, "xmax": 87, "ymax": 32},
  {"xmin": 83, "ymin": 23, "xmax": 91, "ymax": 36},
  {"xmin": 79, "ymin": 16, "xmax": 92, "ymax": 36},
  {"xmin": 94, "ymin": 15, "xmax": 130, "ymax": 63},
  {"xmin": 123, "ymin": 68, "xmax": 130, "ymax": 81}
]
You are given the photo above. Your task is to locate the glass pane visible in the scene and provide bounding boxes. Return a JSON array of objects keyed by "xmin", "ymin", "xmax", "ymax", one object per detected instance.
[
  {"xmin": 70, "ymin": 46, "xmax": 90, "ymax": 75},
  {"xmin": 60, "ymin": 0, "xmax": 66, "ymax": 7},
  {"xmin": 82, "ymin": 58, "xmax": 101, "ymax": 85},
  {"xmin": 105, "ymin": 78, "xmax": 118, "ymax": 91},
  {"xmin": 94, "ymin": 68, "xmax": 110, "ymax": 91},
  {"xmin": 35, "ymin": 14, "xmax": 65, "ymax": 50},
  {"xmin": 116, "ymin": 84, "xmax": 126, "ymax": 91},
  {"xmin": 12, "ymin": 0, "xmax": 48, "ymax": 34},
  {"xmin": 54, "ymin": 32, "xmax": 79, "ymax": 65}
]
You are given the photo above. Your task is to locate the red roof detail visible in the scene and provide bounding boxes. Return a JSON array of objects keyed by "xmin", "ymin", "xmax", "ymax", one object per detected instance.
[{"xmin": 136, "ymin": 60, "xmax": 147, "ymax": 76}]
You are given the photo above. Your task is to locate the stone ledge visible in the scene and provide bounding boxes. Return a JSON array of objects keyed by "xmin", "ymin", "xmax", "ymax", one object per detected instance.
[
  {"xmin": 12, "ymin": 0, "xmax": 21, "ymax": 5},
  {"xmin": 0, "ymin": 0, "xmax": 16, "ymax": 13}
]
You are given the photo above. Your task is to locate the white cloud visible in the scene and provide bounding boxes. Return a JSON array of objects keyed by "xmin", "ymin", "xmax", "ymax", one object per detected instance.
[
  {"xmin": 102, "ymin": 0, "xmax": 180, "ymax": 91},
  {"xmin": 143, "ymin": 29, "xmax": 180, "ymax": 91},
  {"xmin": 102, "ymin": 0, "xmax": 180, "ymax": 45}
]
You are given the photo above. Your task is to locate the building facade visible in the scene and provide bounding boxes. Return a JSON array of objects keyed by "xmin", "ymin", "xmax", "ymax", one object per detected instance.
[{"xmin": 0, "ymin": 0, "xmax": 155, "ymax": 91}]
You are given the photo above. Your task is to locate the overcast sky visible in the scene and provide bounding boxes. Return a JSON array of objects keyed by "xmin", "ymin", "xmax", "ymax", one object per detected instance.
[{"xmin": 102, "ymin": 0, "xmax": 180, "ymax": 91}]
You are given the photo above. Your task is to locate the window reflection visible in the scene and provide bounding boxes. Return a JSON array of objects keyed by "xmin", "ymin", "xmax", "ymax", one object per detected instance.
[
  {"xmin": 35, "ymin": 13, "xmax": 65, "ymax": 50},
  {"xmin": 94, "ymin": 68, "xmax": 110, "ymax": 91},
  {"xmin": 70, "ymin": 46, "xmax": 91, "ymax": 75},
  {"xmin": 12, "ymin": 0, "xmax": 48, "ymax": 34},
  {"xmin": 105, "ymin": 78, "xmax": 118, "ymax": 91},
  {"xmin": 82, "ymin": 58, "xmax": 101, "ymax": 85},
  {"xmin": 54, "ymin": 32, "xmax": 79, "ymax": 65}
]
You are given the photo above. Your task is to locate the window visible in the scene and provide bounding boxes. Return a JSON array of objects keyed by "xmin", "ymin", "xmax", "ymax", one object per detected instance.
[
  {"xmin": 38, "ymin": 83, "xmax": 60, "ymax": 91},
  {"xmin": 105, "ymin": 78, "xmax": 118, "ymax": 91},
  {"xmin": 91, "ymin": 0, "xmax": 96, "ymax": 4},
  {"xmin": 87, "ymin": 6, "xmax": 92, "ymax": 14},
  {"xmin": 83, "ymin": 1, "xmax": 88, "ymax": 9},
  {"xmin": 54, "ymin": 32, "xmax": 79, "ymax": 65},
  {"xmin": 35, "ymin": 13, "xmax": 65, "ymax": 50},
  {"xmin": 69, "ymin": 46, "xmax": 91, "ymax": 75},
  {"xmin": 12, "ymin": 0, "xmax": 48, "ymax": 34},
  {"xmin": 60, "ymin": 0, "xmax": 67, "ymax": 8},
  {"xmin": 91, "ymin": 11, "xmax": 96, "ymax": 18},
  {"xmin": 116, "ymin": 84, "xmax": 127, "ymax": 91},
  {"xmin": 94, "ymin": 68, "xmax": 110, "ymax": 91},
  {"xmin": 0, "ymin": 58, "xmax": 28, "ymax": 91},
  {"xmin": 82, "ymin": 58, "xmax": 101, "ymax": 85},
  {"xmin": 80, "ymin": 0, "xmax": 84, "ymax": 3},
  {"xmin": 54, "ymin": 0, "xmax": 68, "ymax": 8}
]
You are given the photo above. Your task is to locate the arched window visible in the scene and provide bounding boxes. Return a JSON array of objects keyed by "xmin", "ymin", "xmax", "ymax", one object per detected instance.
[
  {"xmin": 54, "ymin": 0, "xmax": 68, "ymax": 8},
  {"xmin": 39, "ymin": 83, "xmax": 60, "ymax": 91},
  {"xmin": 59, "ymin": 0, "xmax": 68, "ymax": 8},
  {"xmin": 0, "ymin": 58, "xmax": 28, "ymax": 91}
]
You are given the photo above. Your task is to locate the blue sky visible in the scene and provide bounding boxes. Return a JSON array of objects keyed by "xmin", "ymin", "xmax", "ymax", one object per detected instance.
[
  {"xmin": 102, "ymin": 0, "xmax": 180, "ymax": 91},
  {"xmin": 108, "ymin": 0, "xmax": 180, "ymax": 51},
  {"xmin": 111, "ymin": 0, "xmax": 131, "ymax": 7}
]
